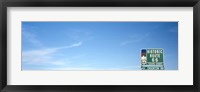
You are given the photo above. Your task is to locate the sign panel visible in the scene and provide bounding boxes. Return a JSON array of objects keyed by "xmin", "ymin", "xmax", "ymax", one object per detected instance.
[
  {"xmin": 141, "ymin": 65, "xmax": 164, "ymax": 70},
  {"xmin": 141, "ymin": 49, "xmax": 164, "ymax": 70}
]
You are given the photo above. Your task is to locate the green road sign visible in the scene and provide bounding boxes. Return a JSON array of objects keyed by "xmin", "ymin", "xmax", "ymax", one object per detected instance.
[
  {"xmin": 141, "ymin": 49, "xmax": 164, "ymax": 70},
  {"xmin": 147, "ymin": 49, "xmax": 163, "ymax": 63},
  {"xmin": 141, "ymin": 65, "xmax": 164, "ymax": 70}
]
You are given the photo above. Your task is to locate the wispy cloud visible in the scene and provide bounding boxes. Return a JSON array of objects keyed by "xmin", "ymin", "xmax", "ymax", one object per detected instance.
[
  {"xmin": 65, "ymin": 29, "xmax": 94, "ymax": 43},
  {"xmin": 22, "ymin": 42, "xmax": 83, "ymax": 65},
  {"xmin": 45, "ymin": 65, "xmax": 140, "ymax": 71},
  {"xmin": 68, "ymin": 42, "xmax": 82, "ymax": 47},
  {"xmin": 22, "ymin": 26, "xmax": 84, "ymax": 70},
  {"xmin": 121, "ymin": 33, "xmax": 149, "ymax": 46},
  {"xmin": 106, "ymin": 65, "xmax": 140, "ymax": 70},
  {"xmin": 46, "ymin": 67, "xmax": 94, "ymax": 70},
  {"xmin": 121, "ymin": 40, "xmax": 141, "ymax": 46},
  {"xmin": 22, "ymin": 31, "xmax": 43, "ymax": 47}
]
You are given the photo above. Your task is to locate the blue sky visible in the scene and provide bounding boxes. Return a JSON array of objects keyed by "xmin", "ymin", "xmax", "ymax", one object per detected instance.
[{"xmin": 22, "ymin": 22, "xmax": 178, "ymax": 70}]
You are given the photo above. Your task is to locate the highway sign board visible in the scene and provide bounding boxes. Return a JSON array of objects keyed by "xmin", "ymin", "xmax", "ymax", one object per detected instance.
[{"xmin": 141, "ymin": 49, "xmax": 164, "ymax": 70}]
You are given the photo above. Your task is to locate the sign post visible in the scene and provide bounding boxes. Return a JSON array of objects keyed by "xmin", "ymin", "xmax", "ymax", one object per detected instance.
[{"xmin": 141, "ymin": 49, "xmax": 164, "ymax": 70}]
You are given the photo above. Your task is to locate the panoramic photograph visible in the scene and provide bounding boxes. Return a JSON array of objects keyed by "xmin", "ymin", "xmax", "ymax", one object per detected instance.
[{"xmin": 22, "ymin": 22, "xmax": 178, "ymax": 70}]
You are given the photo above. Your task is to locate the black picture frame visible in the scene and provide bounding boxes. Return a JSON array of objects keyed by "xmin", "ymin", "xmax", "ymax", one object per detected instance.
[{"xmin": 0, "ymin": 0, "xmax": 199, "ymax": 92}]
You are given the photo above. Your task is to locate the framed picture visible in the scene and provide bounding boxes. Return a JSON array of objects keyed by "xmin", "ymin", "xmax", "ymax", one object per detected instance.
[{"xmin": 0, "ymin": 0, "xmax": 199, "ymax": 92}]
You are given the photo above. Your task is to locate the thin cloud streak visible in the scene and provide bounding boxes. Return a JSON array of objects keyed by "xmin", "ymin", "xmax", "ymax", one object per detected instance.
[
  {"xmin": 45, "ymin": 65, "xmax": 140, "ymax": 70},
  {"xmin": 121, "ymin": 33, "xmax": 149, "ymax": 46},
  {"xmin": 22, "ymin": 42, "xmax": 83, "ymax": 65},
  {"xmin": 22, "ymin": 31, "xmax": 43, "ymax": 47}
]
